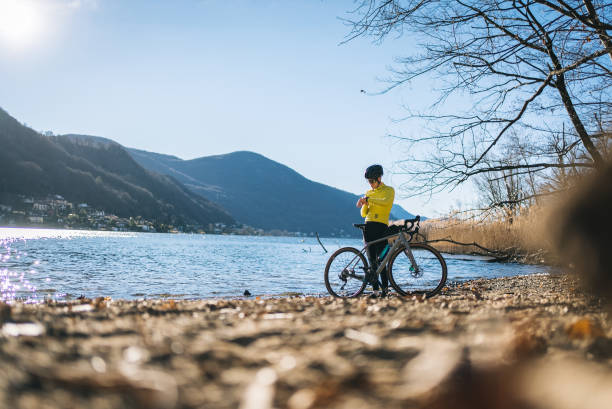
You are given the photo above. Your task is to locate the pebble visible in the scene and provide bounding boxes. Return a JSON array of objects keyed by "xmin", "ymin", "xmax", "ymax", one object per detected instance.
[{"xmin": 0, "ymin": 274, "xmax": 610, "ymax": 409}]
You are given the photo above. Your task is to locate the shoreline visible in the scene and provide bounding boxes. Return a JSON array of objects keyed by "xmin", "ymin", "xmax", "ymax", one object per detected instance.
[
  {"xmin": 0, "ymin": 225, "xmax": 357, "ymax": 240},
  {"xmin": 28, "ymin": 271, "xmax": 556, "ymax": 303},
  {"xmin": 2, "ymin": 273, "xmax": 611, "ymax": 408}
]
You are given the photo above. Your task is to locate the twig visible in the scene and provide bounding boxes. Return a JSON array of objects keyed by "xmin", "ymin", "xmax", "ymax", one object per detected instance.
[{"xmin": 315, "ymin": 232, "xmax": 328, "ymax": 253}]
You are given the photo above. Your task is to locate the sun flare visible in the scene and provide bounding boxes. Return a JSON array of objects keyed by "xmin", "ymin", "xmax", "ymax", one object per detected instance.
[{"xmin": 0, "ymin": 0, "xmax": 44, "ymax": 49}]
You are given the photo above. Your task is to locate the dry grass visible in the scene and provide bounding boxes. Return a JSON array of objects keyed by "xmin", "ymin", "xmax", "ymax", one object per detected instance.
[{"xmin": 418, "ymin": 205, "xmax": 556, "ymax": 262}]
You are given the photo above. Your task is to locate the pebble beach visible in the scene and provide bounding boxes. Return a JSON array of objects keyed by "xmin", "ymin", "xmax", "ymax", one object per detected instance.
[{"xmin": 1, "ymin": 273, "xmax": 611, "ymax": 409}]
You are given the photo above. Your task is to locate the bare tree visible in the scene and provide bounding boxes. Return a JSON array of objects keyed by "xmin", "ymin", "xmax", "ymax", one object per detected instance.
[
  {"xmin": 344, "ymin": 0, "xmax": 612, "ymax": 199},
  {"xmin": 474, "ymin": 133, "xmax": 541, "ymax": 218}
]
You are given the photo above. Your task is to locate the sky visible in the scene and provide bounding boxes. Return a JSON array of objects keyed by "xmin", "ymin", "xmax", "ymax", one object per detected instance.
[{"xmin": 0, "ymin": 0, "xmax": 476, "ymax": 217}]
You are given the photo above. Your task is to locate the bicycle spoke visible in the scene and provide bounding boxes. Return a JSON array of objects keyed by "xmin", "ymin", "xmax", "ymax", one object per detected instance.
[
  {"xmin": 388, "ymin": 243, "xmax": 447, "ymax": 297},
  {"xmin": 324, "ymin": 247, "xmax": 368, "ymax": 298}
]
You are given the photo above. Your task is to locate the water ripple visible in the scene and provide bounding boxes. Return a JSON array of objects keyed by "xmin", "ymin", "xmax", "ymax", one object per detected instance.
[{"xmin": 0, "ymin": 228, "xmax": 552, "ymax": 302}]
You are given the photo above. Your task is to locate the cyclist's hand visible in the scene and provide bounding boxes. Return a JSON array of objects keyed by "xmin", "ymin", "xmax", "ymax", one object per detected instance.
[{"xmin": 356, "ymin": 197, "xmax": 367, "ymax": 208}]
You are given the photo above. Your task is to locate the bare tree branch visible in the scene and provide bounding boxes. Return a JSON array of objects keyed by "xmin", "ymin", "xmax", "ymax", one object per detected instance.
[{"xmin": 342, "ymin": 0, "xmax": 611, "ymax": 197}]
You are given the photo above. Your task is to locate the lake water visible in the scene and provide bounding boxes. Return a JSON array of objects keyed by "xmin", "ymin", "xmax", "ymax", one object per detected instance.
[{"xmin": 0, "ymin": 228, "xmax": 553, "ymax": 302}]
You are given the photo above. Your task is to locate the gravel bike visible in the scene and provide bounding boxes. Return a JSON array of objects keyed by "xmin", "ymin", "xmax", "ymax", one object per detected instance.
[{"xmin": 324, "ymin": 216, "xmax": 447, "ymax": 298}]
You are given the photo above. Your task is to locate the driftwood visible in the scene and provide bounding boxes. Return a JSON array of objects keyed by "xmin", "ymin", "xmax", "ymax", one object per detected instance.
[
  {"xmin": 418, "ymin": 236, "xmax": 514, "ymax": 261},
  {"xmin": 315, "ymin": 232, "xmax": 328, "ymax": 253}
]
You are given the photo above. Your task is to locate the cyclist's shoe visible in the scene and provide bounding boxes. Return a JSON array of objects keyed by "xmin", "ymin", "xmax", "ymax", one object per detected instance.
[
  {"xmin": 370, "ymin": 289, "xmax": 390, "ymax": 298},
  {"xmin": 369, "ymin": 291, "xmax": 382, "ymax": 299},
  {"xmin": 369, "ymin": 288, "xmax": 390, "ymax": 299}
]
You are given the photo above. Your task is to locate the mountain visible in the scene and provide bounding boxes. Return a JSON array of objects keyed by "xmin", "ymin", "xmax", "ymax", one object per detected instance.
[
  {"xmin": 129, "ymin": 148, "xmax": 415, "ymax": 236},
  {"xmin": 0, "ymin": 108, "xmax": 234, "ymax": 227},
  {"xmin": 390, "ymin": 204, "xmax": 417, "ymax": 220}
]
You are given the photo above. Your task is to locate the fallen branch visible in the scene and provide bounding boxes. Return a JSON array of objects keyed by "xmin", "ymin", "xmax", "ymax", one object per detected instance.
[
  {"xmin": 420, "ymin": 237, "xmax": 512, "ymax": 260},
  {"xmin": 315, "ymin": 232, "xmax": 328, "ymax": 253}
]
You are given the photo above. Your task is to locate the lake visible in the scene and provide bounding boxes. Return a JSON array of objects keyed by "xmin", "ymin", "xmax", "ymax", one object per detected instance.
[{"xmin": 0, "ymin": 228, "xmax": 553, "ymax": 302}]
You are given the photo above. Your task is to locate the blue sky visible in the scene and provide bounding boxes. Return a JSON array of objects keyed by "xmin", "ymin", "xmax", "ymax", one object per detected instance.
[{"xmin": 0, "ymin": 0, "xmax": 475, "ymax": 216}]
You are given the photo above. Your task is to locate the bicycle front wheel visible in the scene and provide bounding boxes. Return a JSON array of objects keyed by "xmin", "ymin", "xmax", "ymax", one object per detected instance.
[
  {"xmin": 387, "ymin": 243, "xmax": 447, "ymax": 298},
  {"xmin": 324, "ymin": 247, "xmax": 368, "ymax": 298}
]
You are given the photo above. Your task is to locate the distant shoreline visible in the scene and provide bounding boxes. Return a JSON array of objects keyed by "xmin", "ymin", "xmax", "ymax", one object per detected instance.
[{"xmin": 0, "ymin": 225, "xmax": 354, "ymax": 239}]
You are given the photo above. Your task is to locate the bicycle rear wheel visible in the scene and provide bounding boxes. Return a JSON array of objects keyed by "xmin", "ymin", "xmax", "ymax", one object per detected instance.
[
  {"xmin": 387, "ymin": 243, "xmax": 447, "ymax": 297},
  {"xmin": 324, "ymin": 247, "xmax": 368, "ymax": 298}
]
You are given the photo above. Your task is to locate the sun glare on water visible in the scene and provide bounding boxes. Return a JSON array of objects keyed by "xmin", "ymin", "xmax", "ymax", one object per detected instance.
[{"xmin": 0, "ymin": 0, "xmax": 45, "ymax": 49}]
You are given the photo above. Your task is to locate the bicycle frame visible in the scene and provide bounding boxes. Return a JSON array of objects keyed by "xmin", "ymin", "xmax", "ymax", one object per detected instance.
[
  {"xmin": 365, "ymin": 230, "xmax": 420, "ymax": 278},
  {"xmin": 339, "ymin": 229, "xmax": 420, "ymax": 284}
]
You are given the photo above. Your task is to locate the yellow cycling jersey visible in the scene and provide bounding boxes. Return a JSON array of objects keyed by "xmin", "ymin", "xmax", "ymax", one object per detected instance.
[{"xmin": 360, "ymin": 183, "xmax": 395, "ymax": 225}]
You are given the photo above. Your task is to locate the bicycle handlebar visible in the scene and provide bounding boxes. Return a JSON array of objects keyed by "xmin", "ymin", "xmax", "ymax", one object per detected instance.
[
  {"xmin": 403, "ymin": 215, "xmax": 421, "ymax": 232},
  {"xmin": 354, "ymin": 216, "xmax": 420, "ymax": 233}
]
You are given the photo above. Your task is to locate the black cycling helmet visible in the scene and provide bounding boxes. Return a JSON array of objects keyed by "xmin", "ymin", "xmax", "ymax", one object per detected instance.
[{"xmin": 364, "ymin": 164, "xmax": 383, "ymax": 179}]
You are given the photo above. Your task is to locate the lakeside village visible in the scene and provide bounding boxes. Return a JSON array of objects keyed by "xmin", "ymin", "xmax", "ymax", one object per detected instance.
[{"xmin": 0, "ymin": 194, "xmax": 311, "ymax": 236}]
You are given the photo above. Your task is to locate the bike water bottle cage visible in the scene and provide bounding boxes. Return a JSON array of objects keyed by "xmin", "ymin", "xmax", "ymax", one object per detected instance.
[{"xmin": 378, "ymin": 244, "xmax": 390, "ymax": 261}]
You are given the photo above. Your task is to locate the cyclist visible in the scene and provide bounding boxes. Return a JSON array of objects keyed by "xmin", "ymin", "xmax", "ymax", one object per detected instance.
[{"xmin": 356, "ymin": 164, "xmax": 395, "ymax": 294}]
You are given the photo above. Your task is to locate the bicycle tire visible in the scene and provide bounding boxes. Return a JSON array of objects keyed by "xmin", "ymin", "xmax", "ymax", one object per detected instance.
[
  {"xmin": 324, "ymin": 247, "xmax": 368, "ymax": 298},
  {"xmin": 387, "ymin": 243, "xmax": 447, "ymax": 298}
]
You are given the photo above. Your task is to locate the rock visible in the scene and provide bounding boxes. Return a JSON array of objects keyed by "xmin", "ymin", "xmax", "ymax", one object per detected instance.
[
  {"xmin": 1, "ymin": 322, "xmax": 44, "ymax": 337},
  {"xmin": 399, "ymin": 336, "xmax": 463, "ymax": 400},
  {"xmin": 0, "ymin": 274, "xmax": 609, "ymax": 409},
  {"xmin": 517, "ymin": 357, "xmax": 612, "ymax": 409},
  {"xmin": 0, "ymin": 303, "xmax": 10, "ymax": 323},
  {"xmin": 587, "ymin": 337, "xmax": 612, "ymax": 360},
  {"xmin": 511, "ymin": 332, "xmax": 548, "ymax": 359},
  {"xmin": 344, "ymin": 329, "xmax": 379, "ymax": 346},
  {"xmin": 566, "ymin": 318, "xmax": 605, "ymax": 341},
  {"xmin": 239, "ymin": 367, "xmax": 277, "ymax": 409}
]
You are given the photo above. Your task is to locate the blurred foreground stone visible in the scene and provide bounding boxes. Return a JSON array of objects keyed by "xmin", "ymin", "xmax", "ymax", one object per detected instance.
[
  {"xmin": 0, "ymin": 274, "xmax": 611, "ymax": 409},
  {"xmin": 555, "ymin": 161, "xmax": 612, "ymax": 300}
]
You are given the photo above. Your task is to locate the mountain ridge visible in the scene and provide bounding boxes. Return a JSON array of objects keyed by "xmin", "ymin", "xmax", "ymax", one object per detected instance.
[
  {"xmin": 0, "ymin": 107, "xmax": 417, "ymax": 236},
  {"xmin": 0, "ymin": 108, "xmax": 234, "ymax": 227},
  {"xmin": 128, "ymin": 147, "xmax": 416, "ymax": 237}
]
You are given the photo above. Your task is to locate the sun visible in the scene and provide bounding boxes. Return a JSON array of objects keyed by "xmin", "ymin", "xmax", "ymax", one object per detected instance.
[{"xmin": 0, "ymin": 0, "xmax": 44, "ymax": 49}]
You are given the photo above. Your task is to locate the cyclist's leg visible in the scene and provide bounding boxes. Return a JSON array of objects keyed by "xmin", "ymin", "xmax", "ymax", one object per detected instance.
[
  {"xmin": 371, "ymin": 239, "xmax": 388, "ymax": 290},
  {"xmin": 363, "ymin": 226, "xmax": 380, "ymax": 290},
  {"xmin": 379, "ymin": 261, "xmax": 389, "ymax": 291},
  {"xmin": 364, "ymin": 222, "xmax": 389, "ymax": 291},
  {"xmin": 366, "ymin": 251, "xmax": 380, "ymax": 290}
]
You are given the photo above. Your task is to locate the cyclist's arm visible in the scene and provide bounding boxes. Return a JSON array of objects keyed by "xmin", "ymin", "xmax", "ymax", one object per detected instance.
[{"xmin": 360, "ymin": 201, "xmax": 369, "ymax": 218}]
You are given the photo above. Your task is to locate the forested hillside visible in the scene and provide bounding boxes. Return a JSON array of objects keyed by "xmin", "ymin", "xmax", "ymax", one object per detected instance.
[{"xmin": 0, "ymin": 108, "xmax": 234, "ymax": 227}]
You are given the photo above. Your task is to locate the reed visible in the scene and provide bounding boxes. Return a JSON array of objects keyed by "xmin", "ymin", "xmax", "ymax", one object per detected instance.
[{"xmin": 418, "ymin": 205, "xmax": 554, "ymax": 262}]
